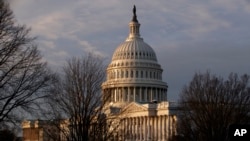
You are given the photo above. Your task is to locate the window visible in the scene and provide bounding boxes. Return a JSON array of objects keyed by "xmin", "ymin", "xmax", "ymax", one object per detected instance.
[{"xmin": 121, "ymin": 70, "xmax": 124, "ymax": 78}]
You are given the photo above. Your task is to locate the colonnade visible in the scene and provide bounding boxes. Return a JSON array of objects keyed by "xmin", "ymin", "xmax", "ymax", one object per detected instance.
[
  {"xmin": 103, "ymin": 87, "xmax": 167, "ymax": 103},
  {"xmin": 116, "ymin": 115, "xmax": 176, "ymax": 141},
  {"xmin": 107, "ymin": 68, "xmax": 162, "ymax": 80}
]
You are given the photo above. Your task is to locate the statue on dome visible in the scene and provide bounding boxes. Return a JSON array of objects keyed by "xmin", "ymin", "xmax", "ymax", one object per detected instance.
[
  {"xmin": 132, "ymin": 5, "xmax": 138, "ymax": 22},
  {"xmin": 133, "ymin": 5, "xmax": 136, "ymax": 16}
]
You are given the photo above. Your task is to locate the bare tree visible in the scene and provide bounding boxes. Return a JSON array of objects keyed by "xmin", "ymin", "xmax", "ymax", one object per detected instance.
[
  {"xmin": 177, "ymin": 71, "xmax": 250, "ymax": 141},
  {"xmin": 46, "ymin": 54, "xmax": 121, "ymax": 141},
  {"xmin": 0, "ymin": 0, "xmax": 54, "ymax": 126}
]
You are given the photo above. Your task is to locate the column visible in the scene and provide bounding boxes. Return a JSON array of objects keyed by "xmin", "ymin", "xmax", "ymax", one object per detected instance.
[
  {"xmin": 136, "ymin": 117, "xmax": 138, "ymax": 140},
  {"xmin": 114, "ymin": 88, "xmax": 117, "ymax": 102},
  {"xmin": 118, "ymin": 88, "xmax": 121, "ymax": 102},
  {"xmin": 138, "ymin": 117, "xmax": 141, "ymax": 140},
  {"xmin": 166, "ymin": 116, "xmax": 169, "ymax": 140},
  {"xmin": 130, "ymin": 118, "xmax": 133, "ymax": 140},
  {"xmin": 144, "ymin": 116, "xmax": 147, "ymax": 140},
  {"xmin": 160, "ymin": 116, "xmax": 162, "ymax": 140},
  {"xmin": 150, "ymin": 87, "xmax": 153, "ymax": 101},
  {"xmin": 152, "ymin": 117, "xmax": 155, "ymax": 140},
  {"xmin": 132, "ymin": 117, "xmax": 135, "ymax": 140},
  {"xmin": 125, "ymin": 87, "xmax": 128, "ymax": 102},
  {"xmin": 125, "ymin": 118, "xmax": 128, "ymax": 140},
  {"xmin": 111, "ymin": 89, "xmax": 113, "ymax": 102},
  {"xmin": 116, "ymin": 88, "xmax": 118, "ymax": 102},
  {"xmin": 156, "ymin": 116, "xmax": 158, "ymax": 140},
  {"xmin": 121, "ymin": 119, "xmax": 124, "ymax": 140},
  {"xmin": 139, "ymin": 117, "xmax": 143, "ymax": 140},
  {"xmin": 139, "ymin": 87, "xmax": 142, "ymax": 102},
  {"xmin": 169, "ymin": 116, "xmax": 172, "ymax": 140},
  {"xmin": 163, "ymin": 115, "xmax": 167, "ymax": 140},
  {"xmin": 133, "ymin": 87, "xmax": 136, "ymax": 102},
  {"xmin": 128, "ymin": 118, "xmax": 131, "ymax": 140},
  {"xmin": 160, "ymin": 89, "xmax": 163, "ymax": 101},
  {"xmin": 155, "ymin": 88, "xmax": 159, "ymax": 102},
  {"xmin": 122, "ymin": 87, "xmax": 124, "ymax": 102},
  {"xmin": 147, "ymin": 116, "xmax": 150, "ymax": 140},
  {"xmin": 128, "ymin": 87, "xmax": 130, "ymax": 102},
  {"xmin": 164, "ymin": 89, "xmax": 167, "ymax": 101}
]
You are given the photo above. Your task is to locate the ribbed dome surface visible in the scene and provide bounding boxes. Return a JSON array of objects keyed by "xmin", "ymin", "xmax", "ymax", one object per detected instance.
[{"xmin": 112, "ymin": 38, "xmax": 157, "ymax": 61}]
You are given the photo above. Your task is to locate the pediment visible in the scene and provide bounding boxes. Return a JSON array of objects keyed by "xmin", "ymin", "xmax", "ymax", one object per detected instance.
[{"xmin": 121, "ymin": 102, "xmax": 147, "ymax": 114}]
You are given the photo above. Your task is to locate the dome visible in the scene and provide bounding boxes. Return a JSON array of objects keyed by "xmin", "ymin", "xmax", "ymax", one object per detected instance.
[
  {"xmin": 112, "ymin": 38, "xmax": 157, "ymax": 61},
  {"xmin": 102, "ymin": 6, "xmax": 168, "ymax": 105}
]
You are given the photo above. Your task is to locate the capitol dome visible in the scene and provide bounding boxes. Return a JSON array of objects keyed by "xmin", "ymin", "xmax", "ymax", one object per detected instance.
[
  {"xmin": 112, "ymin": 34, "xmax": 157, "ymax": 61},
  {"xmin": 102, "ymin": 6, "xmax": 168, "ymax": 105}
]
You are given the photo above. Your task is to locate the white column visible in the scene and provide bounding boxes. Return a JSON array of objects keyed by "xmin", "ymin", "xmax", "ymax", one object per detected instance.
[
  {"xmin": 129, "ymin": 118, "xmax": 131, "ymax": 140},
  {"xmin": 114, "ymin": 88, "xmax": 117, "ymax": 102},
  {"xmin": 124, "ymin": 118, "xmax": 129, "ymax": 140},
  {"xmin": 140, "ymin": 117, "xmax": 143, "ymax": 140},
  {"xmin": 144, "ymin": 116, "xmax": 147, "ymax": 140},
  {"xmin": 166, "ymin": 116, "xmax": 169, "ymax": 140},
  {"xmin": 152, "ymin": 117, "xmax": 155, "ymax": 140},
  {"xmin": 169, "ymin": 116, "xmax": 172, "ymax": 140},
  {"xmin": 147, "ymin": 117, "xmax": 150, "ymax": 140},
  {"xmin": 156, "ymin": 116, "xmax": 158, "ymax": 140},
  {"xmin": 132, "ymin": 117, "xmax": 135, "ymax": 140},
  {"xmin": 130, "ymin": 118, "xmax": 133, "ymax": 140},
  {"xmin": 160, "ymin": 116, "xmax": 162, "ymax": 140},
  {"xmin": 163, "ymin": 115, "xmax": 167, "ymax": 140},
  {"xmin": 136, "ymin": 117, "xmax": 139, "ymax": 140},
  {"xmin": 131, "ymin": 118, "xmax": 133, "ymax": 140}
]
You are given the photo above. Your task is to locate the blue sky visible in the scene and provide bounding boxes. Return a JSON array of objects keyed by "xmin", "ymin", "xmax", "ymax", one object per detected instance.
[{"xmin": 10, "ymin": 0, "xmax": 250, "ymax": 101}]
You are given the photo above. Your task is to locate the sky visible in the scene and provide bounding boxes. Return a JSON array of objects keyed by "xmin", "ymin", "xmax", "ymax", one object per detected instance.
[{"xmin": 10, "ymin": 0, "xmax": 250, "ymax": 101}]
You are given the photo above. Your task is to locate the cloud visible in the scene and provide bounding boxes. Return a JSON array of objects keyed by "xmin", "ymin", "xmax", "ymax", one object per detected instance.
[{"xmin": 10, "ymin": 0, "xmax": 250, "ymax": 100}]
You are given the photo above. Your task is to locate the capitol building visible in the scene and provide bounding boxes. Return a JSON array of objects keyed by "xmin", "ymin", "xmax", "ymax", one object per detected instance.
[
  {"xmin": 102, "ymin": 6, "xmax": 177, "ymax": 141},
  {"xmin": 22, "ymin": 6, "xmax": 177, "ymax": 141}
]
